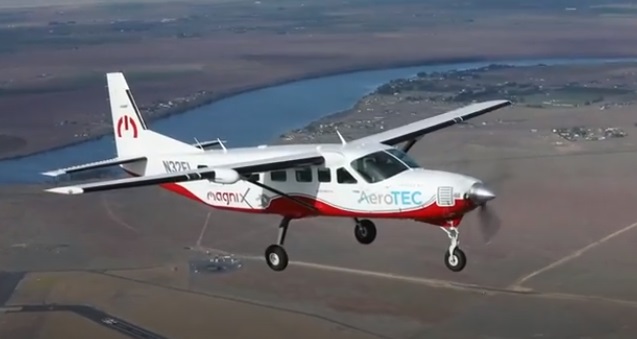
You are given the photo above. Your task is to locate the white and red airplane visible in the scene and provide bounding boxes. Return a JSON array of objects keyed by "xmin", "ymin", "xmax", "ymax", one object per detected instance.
[{"xmin": 43, "ymin": 72, "xmax": 511, "ymax": 272}]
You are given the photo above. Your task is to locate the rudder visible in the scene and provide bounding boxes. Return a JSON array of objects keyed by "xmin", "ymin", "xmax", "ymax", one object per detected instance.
[
  {"xmin": 106, "ymin": 72, "xmax": 198, "ymax": 158},
  {"xmin": 107, "ymin": 72, "xmax": 148, "ymax": 157}
]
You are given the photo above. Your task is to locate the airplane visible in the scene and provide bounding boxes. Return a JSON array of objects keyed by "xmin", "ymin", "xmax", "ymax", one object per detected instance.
[{"xmin": 42, "ymin": 72, "xmax": 512, "ymax": 273}]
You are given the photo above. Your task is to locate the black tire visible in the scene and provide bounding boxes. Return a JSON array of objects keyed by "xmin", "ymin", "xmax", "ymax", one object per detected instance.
[
  {"xmin": 444, "ymin": 248, "xmax": 467, "ymax": 272},
  {"xmin": 265, "ymin": 244, "xmax": 289, "ymax": 271},
  {"xmin": 354, "ymin": 219, "xmax": 377, "ymax": 245}
]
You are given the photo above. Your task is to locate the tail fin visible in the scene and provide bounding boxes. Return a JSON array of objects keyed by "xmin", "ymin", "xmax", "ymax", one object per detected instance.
[{"xmin": 106, "ymin": 72, "xmax": 197, "ymax": 157}]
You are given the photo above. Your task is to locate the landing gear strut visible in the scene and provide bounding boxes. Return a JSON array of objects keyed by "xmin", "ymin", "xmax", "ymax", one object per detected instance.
[
  {"xmin": 265, "ymin": 217, "xmax": 291, "ymax": 272},
  {"xmin": 441, "ymin": 227, "xmax": 466, "ymax": 272},
  {"xmin": 354, "ymin": 218, "xmax": 376, "ymax": 245}
]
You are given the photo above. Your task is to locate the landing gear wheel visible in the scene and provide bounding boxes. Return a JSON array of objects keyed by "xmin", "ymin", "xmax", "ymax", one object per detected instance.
[
  {"xmin": 354, "ymin": 219, "xmax": 377, "ymax": 245},
  {"xmin": 444, "ymin": 248, "xmax": 466, "ymax": 272},
  {"xmin": 265, "ymin": 244, "xmax": 288, "ymax": 272}
]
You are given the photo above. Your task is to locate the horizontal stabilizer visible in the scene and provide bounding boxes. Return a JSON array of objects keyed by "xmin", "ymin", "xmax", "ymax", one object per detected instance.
[
  {"xmin": 45, "ymin": 167, "xmax": 219, "ymax": 195},
  {"xmin": 191, "ymin": 139, "xmax": 227, "ymax": 150},
  {"xmin": 41, "ymin": 156, "xmax": 147, "ymax": 177}
]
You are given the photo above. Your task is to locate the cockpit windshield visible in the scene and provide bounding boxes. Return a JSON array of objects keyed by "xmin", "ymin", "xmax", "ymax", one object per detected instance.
[
  {"xmin": 385, "ymin": 148, "xmax": 421, "ymax": 169},
  {"xmin": 350, "ymin": 149, "xmax": 420, "ymax": 183}
]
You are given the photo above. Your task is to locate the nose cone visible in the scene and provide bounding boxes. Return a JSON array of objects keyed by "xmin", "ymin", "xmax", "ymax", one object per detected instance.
[{"xmin": 466, "ymin": 183, "xmax": 496, "ymax": 205}]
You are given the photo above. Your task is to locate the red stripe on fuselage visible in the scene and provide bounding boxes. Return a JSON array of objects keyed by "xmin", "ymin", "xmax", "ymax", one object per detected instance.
[{"xmin": 122, "ymin": 169, "xmax": 476, "ymax": 222}]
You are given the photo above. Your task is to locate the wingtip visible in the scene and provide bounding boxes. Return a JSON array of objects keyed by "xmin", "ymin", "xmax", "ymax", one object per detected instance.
[
  {"xmin": 41, "ymin": 170, "xmax": 64, "ymax": 177},
  {"xmin": 484, "ymin": 99, "xmax": 512, "ymax": 106},
  {"xmin": 44, "ymin": 186, "xmax": 84, "ymax": 195},
  {"xmin": 478, "ymin": 99, "xmax": 513, "ymax": 110}
]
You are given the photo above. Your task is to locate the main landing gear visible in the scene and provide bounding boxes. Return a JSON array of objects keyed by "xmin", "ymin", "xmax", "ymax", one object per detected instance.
[
  {"xmin": 441, "ymin": 227, "xmax": 466, "ymax": 272},
  {"xmin": 354, "ymin": 218, "xmax": 376, "ymax": 245},
  {"xmin": 265, "ymin": 217, "xmax": 291, "ymax": 271},
  {"xmin": 264, "ymin": 217, "xmax": 379, "ymax": 272}
]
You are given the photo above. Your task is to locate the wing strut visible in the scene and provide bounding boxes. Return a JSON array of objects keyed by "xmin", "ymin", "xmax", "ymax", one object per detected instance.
[
  {"xmin": 401, "ymin": 137, "xmax": 421, "ymax": 153},
  {"xmin": 244, "ymin": 177, "xmax": 318, "ymax": 214}
]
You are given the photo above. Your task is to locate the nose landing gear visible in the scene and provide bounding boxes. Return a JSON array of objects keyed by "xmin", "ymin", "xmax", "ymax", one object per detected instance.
[{"xmin": 441, "ymin": 226, "xmax": 466, "ymax": 272}]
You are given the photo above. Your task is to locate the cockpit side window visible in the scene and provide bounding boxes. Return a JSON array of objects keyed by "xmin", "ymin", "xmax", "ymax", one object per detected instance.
[
  {"xmin": 350, "ymin": 150, "xmax": 409, "ymax": 183},
  {"xmin": 385, "ymin": 148, "xmax": 421, "ymax": 168},
  {"xmin": 337, "ymin": 167, "xmax": 357, "ymax": 184}
]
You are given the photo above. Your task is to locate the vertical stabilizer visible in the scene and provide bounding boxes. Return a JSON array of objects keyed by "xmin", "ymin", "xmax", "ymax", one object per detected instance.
[{"xmin": 106, "ymin": 72, "xmax": 198, "ymax": 157}]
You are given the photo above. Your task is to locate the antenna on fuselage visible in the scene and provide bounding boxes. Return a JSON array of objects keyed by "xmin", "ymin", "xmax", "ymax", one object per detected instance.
[
  {"xmin": 194, "ymin": 137, "xmax": 203, "ymax": 150},
  {"xmin": 217, "ymin": 137, "xmax": 228, "ymax": 153},
  {"xmin": 336, "ymin": 128, "xmax": 347, "ymax": 146}
]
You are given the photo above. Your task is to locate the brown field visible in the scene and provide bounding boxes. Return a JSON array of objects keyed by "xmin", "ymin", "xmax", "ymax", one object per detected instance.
[
  {"xmin": 2, "ymin": 2, "xmax": 637, "ymax": 338},
  {"xmin": 2, "ymin": 99, "xmax": 637, "ymax": 337},
  {"xmin": 0, "ymin": 0, "xmax": 637, "ymax": 159},
  {"xmin": 1, "ymin": 312, "xmax": 126, "ymax": 339}
]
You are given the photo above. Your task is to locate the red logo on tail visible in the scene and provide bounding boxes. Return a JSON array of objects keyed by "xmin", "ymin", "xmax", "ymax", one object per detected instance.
[{"xmin": 116, "ymin": 115, "xmax": 138, "ymax": 138}]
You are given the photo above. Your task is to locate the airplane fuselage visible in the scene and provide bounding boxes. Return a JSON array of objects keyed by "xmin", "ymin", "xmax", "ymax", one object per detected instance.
[{"xmin": 122, "ymin": 143, "xmax": 482, "ymax": 224}]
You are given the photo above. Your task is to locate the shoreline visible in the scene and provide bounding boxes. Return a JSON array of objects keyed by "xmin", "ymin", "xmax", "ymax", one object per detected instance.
[
  {"xmin": 274, "ymin": 55, "xmax": 637, "ymax": 144},
  {"xmin": 1, "ymin": 52, "xmax": 633, "ymax": 162},
  {"xmin": 0, "ymin": 55, "xmax": 487, "ymax": 162}
]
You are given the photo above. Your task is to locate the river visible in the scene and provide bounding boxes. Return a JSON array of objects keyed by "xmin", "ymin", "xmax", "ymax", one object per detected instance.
[{"xmin": 1, "ymin": 57, "xmax": 635, "ymax": 184}]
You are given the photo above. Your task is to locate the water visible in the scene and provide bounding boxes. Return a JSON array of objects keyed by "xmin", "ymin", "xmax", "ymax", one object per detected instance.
[{"xmin": 1, "ymin": 57, "xmax": 634, "ymax": 184}]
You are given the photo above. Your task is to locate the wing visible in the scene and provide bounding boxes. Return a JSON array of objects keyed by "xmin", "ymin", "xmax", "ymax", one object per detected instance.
[
  {"xmin": 45, "ymin": 167, "xmax": 217, "ymax": 195},
  {"xmin": 352, "ymin": 100, "xmax": 511, "ymax": 146},
  {"xmin": 229, "ymin": 151, "xmax": 324, "ymax": 174},
  {"xmin": 44, "ymin": 151, "xmax": 324, "ymax": 195},
  {"xmin": 42, "ymin": 155, "xmax": 147, "ymax": 177}
]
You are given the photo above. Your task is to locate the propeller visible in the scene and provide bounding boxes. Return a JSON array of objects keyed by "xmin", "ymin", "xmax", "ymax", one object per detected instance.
[
  {"xmin": 436, "ymin": 154, "xmax": 511, "ymax": 243},
  {"xmin": 476, "ymin": 200, "xmax": 501, "ymax": 244},
  {"xmin": 466, "ymin": 181, "xmax": 501, "ymax": 244},
  {"xmin": 472, "ymin": 158, "xmax": 510, "ymax": 243}
]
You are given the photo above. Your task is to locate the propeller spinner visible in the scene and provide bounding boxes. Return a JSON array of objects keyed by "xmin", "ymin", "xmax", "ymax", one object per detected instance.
[{"xmin": 466, "ymin": 183, "xmax": 501, "ymax": 243}]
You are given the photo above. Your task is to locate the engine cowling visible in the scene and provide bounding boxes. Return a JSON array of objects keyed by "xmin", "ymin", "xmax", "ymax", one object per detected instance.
[{"xmin": 210, "ymin": 168, "xmax": 240, "ymax": 184}]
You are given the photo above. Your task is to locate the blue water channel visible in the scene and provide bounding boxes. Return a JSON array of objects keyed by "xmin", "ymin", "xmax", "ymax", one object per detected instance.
[{"xmin": 1, "ymin": 57, "xmax": 634, "ymax": 184}]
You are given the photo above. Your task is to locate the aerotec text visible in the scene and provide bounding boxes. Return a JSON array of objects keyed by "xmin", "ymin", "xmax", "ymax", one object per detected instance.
[{"xmin": 358, "ymin": 191, "xmax": 423, "ymax": 206}]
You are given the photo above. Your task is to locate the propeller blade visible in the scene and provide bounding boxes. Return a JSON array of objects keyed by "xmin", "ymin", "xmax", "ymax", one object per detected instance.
[
  {"xmin": 478, "ymin": 204, "xmax": 501, "ymax": 243},
  {"xmin": 481, "ymin": 159, "xmax": 511, "ymax": 192}
]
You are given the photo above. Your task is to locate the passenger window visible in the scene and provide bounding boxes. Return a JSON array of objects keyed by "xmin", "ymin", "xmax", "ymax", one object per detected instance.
[
  {"xmin": 197, "ymin": 165, "xmax": 207, "ymax": 169},
  {"xmin": 317, "ymin": 168, "xmax": 331, "ymax": 182},
  {"xmin": 271, "ymin": 170, "xmax": 287, "ymax": 182},
  {"xmin": 295, "ymin": 167, "xmax": 313, "ymax": 182},
  {"xmin": 337, "ymin": 168, "xmax": 357, "ymax": 184},
  {"xmin": 246, "ymin": 173, "xmax": 260, "ymax": 182}
]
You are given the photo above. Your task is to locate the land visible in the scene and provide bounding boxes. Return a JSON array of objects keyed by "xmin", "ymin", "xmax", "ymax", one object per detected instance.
[
  {"xmin": 2, "ymin": 82, "xmax": 637, "ymax": 337},
  {"xmin": 3, "ymin": 1, "xmax": 637, "ymax": 338},
  {"xmin": 281, "ymin": 61, "xmax": 637, "ymax": 143},
  {"xmin": 1, "ymin": 0, "xmax": 637, "ymax": 158}
]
